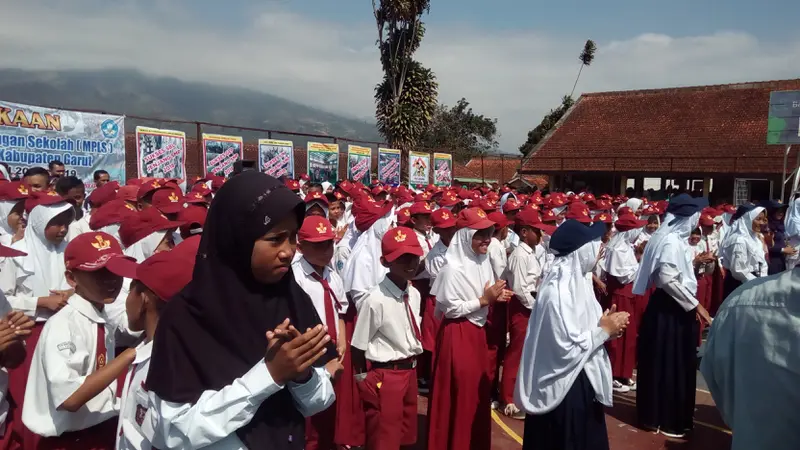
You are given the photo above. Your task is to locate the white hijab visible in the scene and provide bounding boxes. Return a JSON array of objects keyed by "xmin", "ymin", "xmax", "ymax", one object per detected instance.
[
  {"xmin": 430, "ymin": 227, "xmax": 495, "ymax": 312},
  {"xmin": 0, "ymin": 200, "xmax": 18, "ymax": 235},
  {"xmin": 632, "ymin": 212, "xmax": 700, "ymax": 296},
  {"xmin": 342, "ymin": 210, "xmax": 395, "ymax": 303},
  {"xmin": 13, "ymin": 203, "xmax": 74, "ymax": 296},
  {"xmin": 514, "ymin": 239, "xmax": 612, "ymax": 414},
  {"xmin": 719, "ymin": 207, "xmax": 766, "ymax": 270},
  {"xmin": 98, "ymin": 223, "xmax": 123, "ymax": 246},
  {"xmin": 621, "ymin": 198, "xmax": 643, "ymax": 213},
  {"xmin": 785, "ymin": 198, "xmax": 800, "ymax": 238},
  {"xmin": 123, "ymin": 230, "xmax": 168, "ymax": 263},
  {"xmin": 605, "ymin": 227, "xmax": 643, "ymax": 279}
]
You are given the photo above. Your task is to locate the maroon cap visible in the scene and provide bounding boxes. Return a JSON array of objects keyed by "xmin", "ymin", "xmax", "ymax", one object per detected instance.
[
  {"xmin": 299, "ymin": 173, "xmax": 310, "ymax": 181},
  {"xmin": 488, "ymin": 211, "xmax": 511, "ymax": 229},
  {"xmin": 0, "ymin": 243, "xmax": 26, "ymax": 258},
  {"xmin": 0, "ymin": 182, "xmax": 31, "ymax": 202},
  {"xmin": 353, "ymin": 198, "xmax": 393, "ymax": 232},
  {"xmin": 431, "ymin": 208, "xmax": 457, "ymax": 229},
  {"xmin": 178, "ymin": 204, "xmax": 208, "ymax": 239},
  {"xmin": 593, "ymin": 212, "xmax": 613, "ymax": 224},
  {"xmin": 502, "ymin": 198, "xmax": 522, "ymax": 213},
  {"xmin": 414, "ymin": 192, "xmax": 432, "ymax": 202},
  {"xmin": 396, "ymin": 207, "xmax": 411, "ymax": 226},
  {"xmin": 699, "ymin": 213, "xmax": 716, "ymax": 227},
  {"xmin": 437, "ymin": 192, "xmax": 460, "ymax": 207},
  {"xmin": 132, "ymin": 235, "xmax": 200, "ymax": 300},
  {"xmin": 64, "ymin": 232, "xmax": 138, "ymax": 277},
  {"xmin": 119, "ymin": 207, "xmax": 183, "ymax": 248},
  {"xmin": 615, "ymin": 214, "xmax": 649, "ymax": 231},
  {"xmin": 565, "ymin": 202, "xmax": 592, "ymax": 223},
  {"xmin": 89, "ymin": 199, "xmax": 138, "ymax": 230},
  {"xmin": 409, "ymin": 201, "xmax": 433, "ymax": 216},
  {"xmin": 116, "ymin": 185, "xmax": 139, "ymax": 203},
  {"xmin": 151, "ymin": 188, "xmax": 185, "ymax": 215},
  {"xmin": 476, "ymin": 198, "xmax": 498, "ymax": 212},
  {"xmin": 298, "ymin": 216, "xmax": 335, "ymax": 243},
  {"xmin": 617, "ymin": 206, "xmax": 634, "ymax": 217},
  {"xmin": 185, "ymin": 190, "xmax": 210, "ymax": 205},
  {"xmin": 87, "ymin": 181, "xmax": 120, "ymax": 208},
  {"xmin": 304, "ymin": 191, "xmax": 329, "ymax": 206},
  {"xmin": 25, "ymin": 190, "xmax": 67, "ymax": 214},
  {"xmin": 456, "ymin": 207, "xmax": 495, "ymax": 230},
  {"xmin": 137, "ymin": 180, "xmax": 164, "ymax": 201},
  {"xmin": 381, "ymin": 226, "xmax": 424, "ymax": 262}
]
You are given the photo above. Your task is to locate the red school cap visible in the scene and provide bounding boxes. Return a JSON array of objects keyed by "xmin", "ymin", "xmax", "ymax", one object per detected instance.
[
  {"xmin": 151, "ymin": 188, "xmax": 185, "ymax": 215},
  {"xmin": 89, "ymin": 199, "xmax": 138, "ymax": 230},
  {"xmin": 64, "ymin": 232, "xmax": 138, "ymax": 277},
  {"xmin": 87, "ymin": 181, "xmax": 119, "ymax": 208},
  {"xmin": 699, "ymin": 213, "xmax": 716, "ymax": 227},
  {"xmin": 456, "ymin": 207, "xmax": 496, "ymax": 230},
  {"xmin": 0, "ymin": 242, "xmax": 26, "ymax": 258},
  {"xmin": 185, "ymin": 190, "xmax": 211, "ymax": 205},
  {"xmin": 137, "ymin": 180, "xmax": 164, "ymax": 201},
  {"xmin": 178, "ymin": 204, "xmax": 208, "ymax": 239},
  {"xmin": 488, "ymin": 211, "xmax": 511, "ymax": 229},
  {"xmin": 565, "ymin": 202, "xmax": 592, "ymax": 223},
  {"xmin": 381, "ymin": 226, "xmax": 424, "ymax": 263},
  {"xmin": 431, "ymin": 208, "xmax": 457, "ymax": 229},
  {"xmin": 0, "ymin": 181, "xmax": 31, "ymax": 201},
  {"xmin": 437, "ymin": 192, "xmax": 460, "ymax": 207},
  {"xmin": 414, "ymin": 192, "xmax": 432, "ymax": 202},
  {"xmin": 25, "ymin": 190, "xmax": 67, "ymax": 214},
  {"xmin": 409, "ymin": 201, "xmax": 433, "ymax": 216},
  {"xmin": 116, "ymin": 185, "xmax": 139, "ymax": 203},
  {"xmin": 119, "ymin": 207, "xmax": 183, "ymax": 248},
  {"xmin": 304, "ymin": 191, "xmax": 329, "ymax": 206},
  {"xmin": 396, "ymin": 207, "xmax": 411, "ymax": 226},
  {"xmin": 298, "ymin": 216, "xmax": 335, "ymax": 243},
  {"xmin": 593, "ymin": 212, "xmax": 613, "ymax": 224},
  {"xmin": 132, "ymin": 235, "xmax": 201, "ymax": 300},
  {"xmin": 615, "ymin": 214, "xmax": 649, "ymax": 231},
  {"xmin": 502, "ymin": 198, "xmax": 522, "ymax": 213},
  {"xmin": 515, "ymin": 208, "xmax": 557, "ymax": 235}
]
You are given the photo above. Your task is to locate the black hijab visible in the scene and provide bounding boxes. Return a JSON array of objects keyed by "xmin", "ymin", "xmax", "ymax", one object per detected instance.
[{"xmin": 148, "ymin": 171, "xmax": 335, "ymax": 449}]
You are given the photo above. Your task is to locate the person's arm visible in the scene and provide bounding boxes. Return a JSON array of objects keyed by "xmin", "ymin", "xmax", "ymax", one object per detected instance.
[
  {"xmin": 287, "ymin": 366, "xmax": 335, "ymax": 417},
  {"xmin": 60, "ymin": 347, "xmax": 135, "ymax": 412},
  {"xmin": 145, "ymin": 359, "xmax": 285, "ymax": 449},
  {"xmin": 653, "ymin": 263, "xmax": 700, "ymax": 312},
  {"xmin": 508, "ymin": 254, "xmax": 537, "ymax": 309},
  {"xmin": 728, "ymin": 243, "xmax": 757, "ymax": 282}
]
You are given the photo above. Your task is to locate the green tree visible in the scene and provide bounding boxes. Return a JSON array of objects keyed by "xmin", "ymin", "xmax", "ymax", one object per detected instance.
[
  {"xmin": 419, "ymin": 98, "xmax": 498, "ymax": 161},
  {"xmin": 372, "ymin": 0, "xmax": 438, "ymax": 152},
  {"xmin": 570, "ymin": 39, "xmax": 597, "ymax": 98}
]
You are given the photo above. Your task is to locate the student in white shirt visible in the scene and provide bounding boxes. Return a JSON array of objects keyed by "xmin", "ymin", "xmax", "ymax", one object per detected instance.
[
  {"xmin": 351, "ymin": 226, "xmax": 425, "ymax": 450},
  {"xmin": 22, "ymin": 231, "xmax": 139, "ymax": 447},
  {"xmin": 485, "ymin": 210, "xmax": 511, "ymax": 406},
  {"xmin": 501, "ymin": 208, "xmax": 555, "ymax": 419},
  {"xmin": 145, "ymin": 172, "xmax": 337, "ymax": 450},
  {"xmin": 342, "ymin": 199, "xmax": 394, "ymax": 309},
  {"xmin": 427, "ymin": 208, "xmax": 513, "ymax": 450},
  {"xmin": 116, "ymin": 236, "xmax": 200, "ymax": 450},
  {"xmin": 292, "ymin": 216, "xmax": 348, "ymax": 450},
  {"xmin": 304, "ymin": 192, "xmax": 329, "ymax": 218},
  {"xmin": 0, "ymin": 182, "xmax": 29, "ymax": 246},
  {"xmin": 720, "ymin": 205, "xmax": 769, "ymax": 299},
  {"xmin": 55, "ymin": 176, "xmax": 91, "ymax": 242},
  {"xmin": 408, "ymin": 201, "xmax": 434, "ymax": 283},
  {"xmin": 515, "ymin": 220, "xmax": 629, "ymax": 450}
]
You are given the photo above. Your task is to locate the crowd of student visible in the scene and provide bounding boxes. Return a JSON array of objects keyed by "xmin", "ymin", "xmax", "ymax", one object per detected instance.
[{"xmin": 0, "ymin": 160, "xmax": 795, "ymax": 450}]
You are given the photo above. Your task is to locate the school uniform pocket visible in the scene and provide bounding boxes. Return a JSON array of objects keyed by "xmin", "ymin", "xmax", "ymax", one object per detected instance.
[{"xmin": 356, "ymin": 370, "xmax": 382, "ymax": 408}]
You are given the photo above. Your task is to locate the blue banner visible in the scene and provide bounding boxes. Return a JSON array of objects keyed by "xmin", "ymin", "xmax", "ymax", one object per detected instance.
[{"xmin": 0, "ymin": 101, "xmax": 125, "ymax": 191}]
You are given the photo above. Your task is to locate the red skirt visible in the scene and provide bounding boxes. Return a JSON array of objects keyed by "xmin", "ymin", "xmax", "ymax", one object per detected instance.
[
  {"xmin": 421, "ymin": 295, "xmax": 441, "ymax": 353},
  {"xmin": 34, "ymin": 419, "xmax": 117, "ymax": 450},
  {"xmin": 4, "ymin": 322, "xmax": 45, "ymax": 450},
  {"xmin": 605, "ymin": 277, "xmax": 637, "ymax": 380},
  {"xmin": 709, "ymin": 263, "xmax": 725, "ymax": 317},
  {"xmin": 500, "ymin": 296, "xmax": 530, "ymax": 405},
  {"xmin": 485, "ymin": 302, "xmax": 507, "ymax": 391},
  {"xmin": 426, "ymin": 318, "xmax": 491, "ymax": 450},
  {"xmin": 333, "ymin": 297, "xmax": 365, "ymax": 447}
]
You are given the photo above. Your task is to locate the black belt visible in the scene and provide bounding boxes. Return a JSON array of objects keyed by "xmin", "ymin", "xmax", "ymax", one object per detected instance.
[{"xmin": 370, "ymin": 357, "xmax": 417, "ymax": 370}]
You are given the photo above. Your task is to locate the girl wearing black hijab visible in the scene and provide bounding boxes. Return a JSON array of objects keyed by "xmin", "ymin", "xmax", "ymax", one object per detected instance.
[{"xmin": 147, "ymin": 171, "xmax": 339, "ymax": 450}]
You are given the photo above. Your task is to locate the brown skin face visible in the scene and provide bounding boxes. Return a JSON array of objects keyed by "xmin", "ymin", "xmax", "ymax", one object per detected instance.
[
  {"xmin": 305, "ymin": 204, "xmax": 326, "ymax": 218},
  {"xmin": 689, "ymin": 233, "xmax": 702, "ymax": 246},
  {"xmin": 50, "ymin": 164, "xmax": 65, "ymax": 178},
  {"xmin": 126, "ymin": 280, "xmax": 158, "ymax": 332},
  {"xmin": 298, "ymin": 239, "xmax": 335, "ymax": 268},
  {"xmin": 7, "ymin": 201, "xmax": 26, "ymax": 233},
  {"xmin": 24, "ymin": 174, "xmax": 49, "ymax": 192},
  {"xmin": 66, "ymin": 268, "xmax": 124, "ymax": 305},
  {"xmin": 95, "ymin": 173, "xmax": 110, "ymax": 187},
  {"xmin": 64, "ymin": 186, "xmax": 86, "ymax": 210},
  {"xmin": 328, "ymin": 201, "xmax": 344, "ymax": 221},
  {"xmin": 381, "ymin": 253, "xmax": 421, "ymax": 283},
  {"xmin": 471, "ymin": 226, "xmax": 494, "ymax": 255},
  {"xmin": 410, "ymin": 213, "xmax": 432, "ymax": 234},
  {"xmin": 251, "ymin": 214, "xmax": 298, "ymax": 284},
  {"xmin": 752, "ymin": 211, "xmax": 768, "ymax": 233},
  {"xmin": 154, "ymin": 232, "xmax": 176, "ymax": 253},
  {"xmin": 645, "ymin": 220, "xmax": 659, "ymax": 234},
  {"xmin": 433, "ymin": 226, "xmax": 457, "ymax": 247},
  {"xmin": 44, "ymin": 209, "xmax": 74, "ymax": 244},
  {"xmin": 519, "ymin": 226, "xmax": 542, "ymax": 247}
]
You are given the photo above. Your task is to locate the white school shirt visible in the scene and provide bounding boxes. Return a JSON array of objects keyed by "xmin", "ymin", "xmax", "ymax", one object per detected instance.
[
  {"xmin": 145, "ymin": 365, "xmax": 334, "ymax": 449},
  {"xmin": 66, "ymin": 214, "xmax": 92, "ymax": 242},
  {"xmin": 292, "ymin": 258, "xmax": 348, "ymax": 335},
  {"xmin": 506, "ymin": 242, "xmax": 543, "ymax": 309},
  {"xmin": 0, "ymin": 256, "xmax": 52, "ymax": 322},
  {"xmin": 351, "ymin": 276, "xmax": 423, "ymax": 362},
  {"xmin": 22, "ymin": 294, "xmax": 119, "ymax": 437},
  {"xmin": 116, "ymin": 340, "xmax": 154, "ymax": 450},
  {"xmin": 412, "ymin": 229, "xmax": 435, "ymax": 280},
  {"xmin": 488, "ymin": 237, "xmax": 508, "ymax": 281},
  {"xmin": 424, "ymin": 240, "xmax": 448, "ymax": 287}
]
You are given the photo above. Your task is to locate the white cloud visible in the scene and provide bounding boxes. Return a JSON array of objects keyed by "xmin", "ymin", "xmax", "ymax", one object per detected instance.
[{"xmin": 1, "ymin": 1, "xmax": 798, "ymax": 152}]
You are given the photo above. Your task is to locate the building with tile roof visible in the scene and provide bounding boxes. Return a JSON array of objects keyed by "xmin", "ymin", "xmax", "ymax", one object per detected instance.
[{"xmin": 520, "ymin": 79, "xmax": 800, "ymax": 203}]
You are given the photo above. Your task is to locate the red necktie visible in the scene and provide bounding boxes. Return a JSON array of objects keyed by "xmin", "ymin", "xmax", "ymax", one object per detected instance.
[
  {"xmin": 403, "ymin": 293, "xmax": 422, "ymax": 341},
  {"xmin": 96, "ymin": 323, "xmax": 131, "ymax": 398},
  {"xmin": 310, "ymin": 272, "xmax": 339, "ymax": 343}
]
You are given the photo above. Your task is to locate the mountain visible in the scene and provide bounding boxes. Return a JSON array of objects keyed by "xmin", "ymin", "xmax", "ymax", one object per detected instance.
[{"xmin": 0, "ymin": 68, "xmax": 382, "ymax": 143}]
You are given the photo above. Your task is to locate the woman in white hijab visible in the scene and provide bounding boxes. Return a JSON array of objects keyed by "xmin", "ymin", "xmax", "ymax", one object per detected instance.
[
  {"xmin": 515, "ymin": 219, "xmax": 629, "ymax": 450},
  {"xmin": 603, "ymin": 214, "xmax": 648, "ymax": 393},
  {"xmin": 719, "ymin": 204, "xmax": 768, "ymax": 298},
  {"xmin": 632, "ymin": 194, "xmax": 713, "ymax": 438},
  {"xmin": 426, "ymin": 207, "xmax": 513, "ymax": 450}
]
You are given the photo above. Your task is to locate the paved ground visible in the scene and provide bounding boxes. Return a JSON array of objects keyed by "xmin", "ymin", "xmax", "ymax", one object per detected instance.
[{"xmin": 410, "ymin": 376, "xmax": 731, "ymax": 450}]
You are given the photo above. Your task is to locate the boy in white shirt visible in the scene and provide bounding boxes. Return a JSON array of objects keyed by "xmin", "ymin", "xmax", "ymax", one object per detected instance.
[
  {"xmin": 352, "ymin": 226, "xmax": 424, "ymax": 450},
  {"xmin": 502, "ymin": 208, "xmax": 555, "ymax": 419},
  {"xmin": 116, "ymin": 236, "xmax": 200, "ymax": 450},
  {"xmin": 22, "ymin": 232, "xmax": 138, "ymax": 447}
]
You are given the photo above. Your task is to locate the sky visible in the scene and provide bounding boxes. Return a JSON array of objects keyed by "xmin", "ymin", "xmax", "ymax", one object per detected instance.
[{"xmin": 1, "ymin": 0, "xmax": 798, "ymax": 153}]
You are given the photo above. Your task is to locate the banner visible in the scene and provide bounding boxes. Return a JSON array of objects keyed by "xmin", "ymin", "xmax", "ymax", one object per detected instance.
[
  {"xmin": 378, "ymin": 147, "xmax": 401, "ymax": 185},
  {"xmin": 347, "ymin": 145, "xmax": 372, "ymax": 185},
  {"xmin": 135, "ymin": 127, "xmax": 186, "ymax": 180},
  {"xmin": 307, "ymin": 142, "xmax": 339, "ymax": 184},
  {"xmin": 258, "ymin": 139, "xmax": 294, "ymax": 179},
  {"xmin": 433, "ymin": 152, "xmax": 453, "ymax": 187},
  {"xmin": 0, "ymin": 101, "xmax": 125, "ymax": 191},
  {"xmin": 202, "ymin": 133, "xmax": 243, "ymax": 177},
  {"xmin": 408, "ymin": 151, "xmax": 430, "ymax": 190}
]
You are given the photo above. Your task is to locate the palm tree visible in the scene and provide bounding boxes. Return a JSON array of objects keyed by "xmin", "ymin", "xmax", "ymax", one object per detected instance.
[{"xmin": 570, "ymin": 39, "xmax": 597, "ymax": 98}]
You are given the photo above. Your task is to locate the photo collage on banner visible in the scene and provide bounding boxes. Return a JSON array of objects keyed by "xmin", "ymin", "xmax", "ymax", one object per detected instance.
[
  {"xmin": 135, "ymin": 127, "xmax": 186, "ymax": 180},
  {"xmin": 307, "ymin": 142, "xmax": 339, "ymax": 184},
  {"xmin": 0, "ymin": 100, "xmax": 125, "ymax": 191},
  {"xmin": 433, "ymin": 152, "xmax": 453, "ymax": 187},
  {"xmin": 377, "ymin": 147, "xmax": 401, "ymax": 186},
  {"xmin": 408, "ymin": 151, "xmax": 430, "ymax": 190},
  {"xmin": 202, "ymin": 133, "xmax": 243, "ymax": 177},
  {"xmin": 347, "ymin": 145, "xmax": 372, "ymax": 185},
  {"xmin": 258, "ymin": 139, "xmax": 294, "ymax": 179}
]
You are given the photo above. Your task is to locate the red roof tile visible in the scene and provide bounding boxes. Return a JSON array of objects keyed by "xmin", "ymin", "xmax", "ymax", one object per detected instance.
[
  {"xmin": 522, "ymin": 79, "xmax": 800, "ymax": 175},
  {"xmin": 464, "ymin": 157, "xmax": 521, "ymax": 184}
]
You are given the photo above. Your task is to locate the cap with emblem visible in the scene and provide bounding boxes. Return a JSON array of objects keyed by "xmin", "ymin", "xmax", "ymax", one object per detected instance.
[
  {"xmin": 89, "ymin": 199, "xmax": 138, "ymax": 231},
  {"xmin": 593, "ymin": 212, "xmax": 613, "ymax": 224},
  {"xmin": 25, "ymin": 190, "xmax": 67, "ymax": 214},
  {"xmin": 515, "ymin": 208, "xmax": 557, "ymax": 235},
  {"xmin": 565, "ymin": 202, "xmax": 592, "ymax": 223},
  {"xmin": 488, "ymin": 211, "xmax": 511, "ymax": 229},
  {"xmin": 396, "ymin": 207, "xmax": 411, "ymax": 226},
  {"xmin": 456, "ymin": 207, "xmax": 496, "ymax": 230},
  {"xmin": 64, "ymin": 231, "xmax": 138, "ymax": 277},
  {"xmin": 298, "ymin": 216, "xmax": 335, "ymax": 243},
  {"xmin": 615, "ymin": 214, "xmax": 648, "ymax": 231},
  {"xmin": 119, "ymin": 207, "xmax": 183, "ymax": 248},
  {"xmin": 137, "ymin": 180, "xmax": 163, "ymax": 201},
  {"xmin": 178, "ymin": 204, "xmax": 208, "ymax": 239},
  {"xmin": 409, "ymin": 201, "xmax": 433, "ymax": 216},
  {"xmin": 132, "ymin": 235, "xmax": 201, "ymax": 301},
  {"xmin": 0, "ymin": 181, "xmax": 31, "ymax": 201},
  {"xmin": 431, "ymin": 208, "xmax": 457, "ymax": 229},
  {"xmin": 151, "ymin": 188, "xmax": 185, "ymax": 215},
  {"xmin": 86, "ymin": 181, "xmax": 119, "ymax": 208},
  {"xmin": 381, "ymin": 226, "xmax": 424, "ymax": 262}
]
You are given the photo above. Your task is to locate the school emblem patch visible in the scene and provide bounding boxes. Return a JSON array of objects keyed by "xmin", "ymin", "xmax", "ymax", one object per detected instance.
[
  {"xmin": 394, "ymin": 230, "xmax": 407, "ymax": 242},
  {"xmin": 316, "ymin": 223, "xmax": 327, "ymax": 234},
  {"xmin": 476, "ymin": 209, "xmax": 487, "ymax": 218},
  {"xmin": 17, "ymin": 185, "xmax": 28, "ymax": 195},
  {"xmin": 336, "ymin": 260, "xmax": 344, "ymax": 271},
  {"xmin": 91, "ymin": 235, "xmax": 112, "ymax": 251},
  {"xmin": 125, "ymin": 203, "xmax": 136, "ymax": 211},
  {"xmin": 168, "ymin": 192, "xmax": 179, "ymax": 202},
  {"xmin": 135, "ymin": 404, "xmax": 148, "ymax": 426},
  {"xmin": 96, "ymin": 353, "xmax": 106, "ymax": 369}
]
